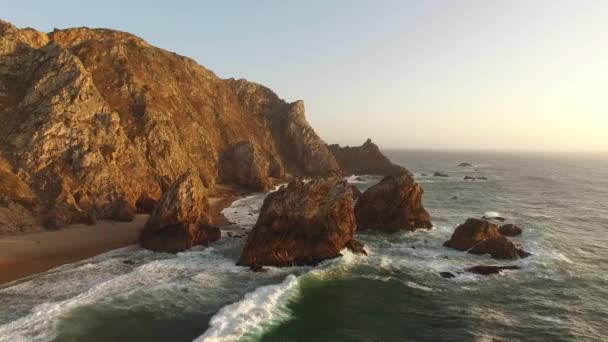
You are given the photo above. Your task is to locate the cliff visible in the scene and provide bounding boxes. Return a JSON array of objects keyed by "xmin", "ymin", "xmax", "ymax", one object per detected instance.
[
  {"xmin": 328, "ymin": 139, "xmax": 405, "ymax": 176},
  {"xmin": 0, "ymin": 19, "xmax": 340, "ymax": 230}
]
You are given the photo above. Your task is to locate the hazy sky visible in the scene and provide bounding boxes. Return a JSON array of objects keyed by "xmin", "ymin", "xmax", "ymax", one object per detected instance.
[{"xmin": 3, "ymin": 0, "xmax": 607, "ymax": 151}]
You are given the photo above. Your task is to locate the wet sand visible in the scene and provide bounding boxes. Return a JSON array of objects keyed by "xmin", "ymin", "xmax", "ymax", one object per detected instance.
[{"xmin": 0, "ymin": 195, "xmax": 240, "ymax": 285}]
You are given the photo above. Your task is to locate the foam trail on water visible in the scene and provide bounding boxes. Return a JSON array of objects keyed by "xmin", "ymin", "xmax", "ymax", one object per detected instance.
[{"xmin": 195, "ymin": 274, "xmax": 299, "ymax": 342}]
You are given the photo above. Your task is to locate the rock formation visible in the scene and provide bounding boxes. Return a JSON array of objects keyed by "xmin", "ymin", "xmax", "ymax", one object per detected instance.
[
  {"xmin": 139, "ymin": 171, "xmax": 220, "ymax": 253},
  {"xmin": 433, "ymin": 172, "xmax": 449, "ymax": 177},
  {"xmin": 238, "ymin": 178, "xmax": 365, "ymax": 267},
  {"xmin": 458, "ymin": 162, "xmax": 473, "ymax": 167},
  {"xmin": 328, "ymin": 139, "xmax": 404, "ymax": 176},
  {"xmin": 347, "ymin": 184, "xmax": 362, "ymax": 201},
  {"xmin": 0, "ymin": 157, "xmax": 41, "ymax": 234},
  {"xmin": 499, "ymin": 224, "xmax": 522, "ymax": 237},
  {"xmin": 218, "ymin": 141, "xmax": 275, "ymax": 191},
  {"xmin": 443, "ymin": 218, "xmax": 529, "ymax": 260},
  {"xmin": 355, "ymin": 171, "xmax": 432, "ymax": 232},
  {"xmin": 0, "ymin": 19, "xmax": 342, "ymax": 230}
]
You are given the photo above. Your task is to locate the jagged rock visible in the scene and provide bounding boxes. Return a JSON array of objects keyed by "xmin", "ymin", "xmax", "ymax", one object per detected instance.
[
  {"xmin": 458, "ymin": 162, "xmax": 473, "ymax": 167},
  {"xmin": 219, "ymin": 141, "xmax": 274, "ymax": 191},
  {"xmin": 0, "ymin": 157, "xmax": 41, "ymax": 234},
  {"xmin": 0, "ymin": 20, "xmax": 342, "ymax": 230},
  {"xmin": 347, "ymin": 184, "xmax": 362, "ymax": 201},
  {"xmin": 443, "ymin": 218, "xmax": 528, "ymax": 260},
  {"xmin": 328, "ymin": 139, "xmax": 404, "ymax": 176},
  {"xmin": 440, "ymin": 272, "xmax": 456, "ymax": 278},
  {"xmin": 238, "ymin": 178, "xmax": 364, "ymax": 267},
  {"xmin": 433, "ymin": 172, "xmax": 449, "ymax": 177},
  {"xmin": 355, "ymin": 171, "xmax": 432, "ymax": 232},
  {"xmin": 499, "ymin": 224, "xmax": 522, "ymax": 237},
  {"xmin": 465, "ymin": 265, "xmax": 520, "ymax": 275},
  {"xmin": 139, "ymin": 171, "xmax": 220, "ymax": 253}
]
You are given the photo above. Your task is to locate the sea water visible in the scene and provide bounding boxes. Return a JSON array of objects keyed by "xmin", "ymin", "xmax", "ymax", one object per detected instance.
[{"xmin": 1, "ymin": 150, "xmax": 607, "ymax": 341}]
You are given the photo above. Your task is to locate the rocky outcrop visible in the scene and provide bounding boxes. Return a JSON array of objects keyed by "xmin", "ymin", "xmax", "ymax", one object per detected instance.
[
  {"xmin": 347, "ymin": 184, "xmax": 362, "ymax": 201},
  {"xmin": 458, "ymin": 162, "xmax": 473, "ymax": 167},
  {"xmin": 0, "ymin": 19, "xmax": 341, "ymax": 230},
  {"xmin": 443, "ymin": 218, "xmax": 529, "ymax": 260},
  {"xmin": 218, "ymin": 141, "xmax": 276, "ymax": 191},
  {"xmin": 0, "ymin": 157, "xmax": 41, "ymax": 234},
  {"xmin": 328, "ymin": 139, "xmax": 404, "ymax": 176},
  {"xmin": 355, "ymin": 171, "xmax": 432, "ymax": 232},
  {"xmin": 139, "ymin": 171, "xmax": 220, "ymax": 253},
  {"xmin": 238, "ymin": 178, "xmax": 365, "ymax": 267},
  {"xmin": 499, "ymin": 224, "xmax": 522, "ymax": 237}
]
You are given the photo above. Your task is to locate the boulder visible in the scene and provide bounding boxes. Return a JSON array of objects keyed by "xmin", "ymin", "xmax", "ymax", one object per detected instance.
[
  {"xmin": 238, "ymin": 178, "xmax": 365, "ymax": 267},
  {"xmin": 219, "ymin": 141, "xmax": 274, "ymax": 191},
  {"xmin": 465, "ymin": 265, "xmax": 520, "ymax": 275},
  {"xmin": 139, "ymin": 171, "xmax": 220, "ymax": 253},
  {"xmin": 499, "ymin": 224, "xmax": 522, "ymax": 237},
  {"xmin": 327, "ymin": 139, "xmax": 405, "ymax": 176},
  {"xmin": 355, "ymin": 171, "xmax": 432, "ymax": 232},
  {"xmin": 443, "ymin": 218, "xmax": 528, "ymax": 260}
]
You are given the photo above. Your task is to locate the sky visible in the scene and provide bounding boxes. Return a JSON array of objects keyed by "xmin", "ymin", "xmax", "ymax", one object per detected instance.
[{"xmin": 2, "ymin": 0, "xmax": 607, "ymax": 151}]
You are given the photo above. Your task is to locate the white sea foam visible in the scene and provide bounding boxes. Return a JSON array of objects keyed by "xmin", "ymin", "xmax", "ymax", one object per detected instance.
[{"xmin": 195, "ymin": 274, "xmax": 299, "ymax": 342}]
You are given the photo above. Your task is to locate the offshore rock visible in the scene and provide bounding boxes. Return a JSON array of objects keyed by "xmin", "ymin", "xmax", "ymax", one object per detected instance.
[
  {"xmin": 443, "ymin": 218, "xmax": 528, "ymax": 260},
  {"xmin": 355, "ymin": 171, "xmax": 432, "ymax": 232},
  {"xmin": 328, "ymin": 139, "xmax": 404, "ymax": 176},
  {"xmin": 499, "ymin": 224, "xmax": 523, "ymax": 237},
  {"xmin": 238, "ymin": 178, "xmax": 364, "ymax": 267}
]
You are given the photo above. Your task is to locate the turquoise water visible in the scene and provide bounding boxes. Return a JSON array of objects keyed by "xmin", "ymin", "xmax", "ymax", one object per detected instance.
[{"xmin": 1, "ymin": 151, "xmax": 607, "ymax": 341}]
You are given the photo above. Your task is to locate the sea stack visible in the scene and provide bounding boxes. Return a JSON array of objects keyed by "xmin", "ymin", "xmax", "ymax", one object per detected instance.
[
  {"xmin": 238, "ymin": 178, "xmax": 365, "ymax": 268},
  {"xmin": 355, "ymin": 171, "xmax": 432, "ymax": 232}
]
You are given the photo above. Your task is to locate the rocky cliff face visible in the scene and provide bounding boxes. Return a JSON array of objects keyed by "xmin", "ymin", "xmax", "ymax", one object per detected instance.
[
  {"xmin": 328, "ymin": 139, "xmax": 404, "ymax": 176},
  {"xmin": 0, "ymin": 19, "xmax": 341, "ymax": 230}
]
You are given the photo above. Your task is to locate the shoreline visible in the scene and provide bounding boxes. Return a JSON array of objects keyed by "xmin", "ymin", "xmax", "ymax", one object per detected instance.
[{"xmin": 0, "ymin": 194, "xmax": 242, "ymax": 286}]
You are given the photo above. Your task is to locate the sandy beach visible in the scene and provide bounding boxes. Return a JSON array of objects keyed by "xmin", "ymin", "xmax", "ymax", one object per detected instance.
[{"xmin": 0, "ymin": 195, "xmax": 240, "ymax": 286}]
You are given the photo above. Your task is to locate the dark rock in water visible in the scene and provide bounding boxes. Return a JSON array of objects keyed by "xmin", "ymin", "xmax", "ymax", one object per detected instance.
[
  {"xmin": 440, "ymin": 272, "xmax": 456, "ymax": 278},
  {"xmin": 499, "ymin": 224, "xmax": 523, "ymax": 237},
  {"xmin": 238, "ymin": 178, "xmax": 363, "ymax": 267},
  {"xmin": 443, "ymin": 218, "xmax": 528, "ymax": 260},
  {"xmin": 347, "ymin": 184, "xmax": 362, "ymax": 201},
  {"xmin": 355, "ymin": 177, "xmax": 366, "ymax": 182},
  {"xmin": 458, "ymin": 163, "xmax": 473, "ymax": 167},
  {"xmin": 465, "ymin": 265, "xmax": 520, "ymax": 275},
  {"xmin": 421, "ymin": 173, "xmax": 428, "ymax": 176},
  {"xmin": 464, "ymin": 176, "xmax": 488, "ymax": 181},
  {"xmin": 327, "ymin": 139, "xmax": 405, "ymax": 176},
  {"xmin": 411, "ymin": 245, "xmax": 416, "ymax": 249},
  {"xmin": 123, "ymin": 260, "xmax": 136, "ymax": 265},
  {"xmin": 452, "ymin": 196, "xmax": 458, "ymax": 199},
  {"xmin": 249, "ymin": 264, "xmax": 267, "ymax": 272},
  {"xmin": 139, "ymin": 171, "xmax": 221, "ymax": 253},
  {"xmin": 346, "ymin": 239, "xmax": 368, "ymax": 255},
  {"xmin": 355, "ymin": 171, "xmax": 432, "ymax": 233},
  {"xmin": 433, "ymin": 172, "xmax": 449, "ymax": 177}
]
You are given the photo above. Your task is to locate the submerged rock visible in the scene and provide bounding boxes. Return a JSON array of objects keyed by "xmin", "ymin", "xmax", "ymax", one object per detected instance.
[
  {"xmin": 458, "ymin": 162, "xmax": 473, "ymax": 167},
  {"xmin": 443, "ymin": 218, "xmax": 528, "ymax": 260},
  {"xmin": 439, "ymin": 272, "xmax": 456, "ymax": 278},
  {"xmin": 238, "ymin": 178, "xmax": 365, "ymax": 267},
  {"xmin": 499, "ymin": 224, "xmax": 523, "ymax": 237},
  {"xmin": 355, "ymin": 171, "xmax": 432, "ymax": 233},
  {"xmin": 327, "ymin": 139, "xmax": 405, "ymax": 176},
  {"xmin": 139, "ymin": 171, "xmax": 220, "ymax": 253},
  {"xmin": 464, "ymin": 176, "xmax": 488, "ymax": 181},
  {"xmin": 433, "ymin": 172, "xmax": 449, "ymax": 177},
  {"xmin": 465, "ymin": 265, "xmax": 520, "ymax": 275}
]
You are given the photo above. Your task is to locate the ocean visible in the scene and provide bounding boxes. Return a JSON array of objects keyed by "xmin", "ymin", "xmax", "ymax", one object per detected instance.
[{"xmin": 1, "ymin": 150, "xmax": 607, "ymax": 341}]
